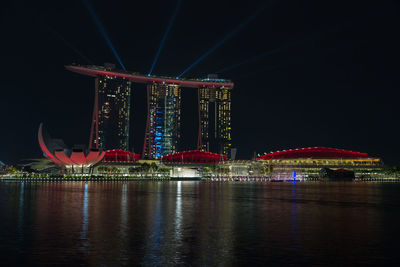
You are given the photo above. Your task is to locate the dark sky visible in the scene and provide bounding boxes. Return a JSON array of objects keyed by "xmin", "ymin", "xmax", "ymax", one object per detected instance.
[{"xmin": 1, "ymin": 0, "xmax": 399, "ymax": 165}]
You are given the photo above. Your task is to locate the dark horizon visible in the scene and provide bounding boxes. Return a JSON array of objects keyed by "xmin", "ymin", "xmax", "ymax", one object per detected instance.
[{"xmin": 1, "ymin": 0, "xmax": 399, "ymax": 165}]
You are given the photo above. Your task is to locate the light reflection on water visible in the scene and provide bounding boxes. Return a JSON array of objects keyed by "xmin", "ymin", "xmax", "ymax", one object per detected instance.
[
  {"xmin": 0, "ymin": 181, "xmax": 400, "ymax": 265},
  {"xmin": 18, "ymin": 182, "xmax": 24, "ymax": 235},
  {"xmin": 81, "ymin": 183, "xmax": 89, "ymax": 239},
  {"xmin": 290, "ymin": 182, "xmax": 298, "ymax": 255},
  {"xmin": 175, "ymin": 181, "xmax": 182, "ymax": 255}
]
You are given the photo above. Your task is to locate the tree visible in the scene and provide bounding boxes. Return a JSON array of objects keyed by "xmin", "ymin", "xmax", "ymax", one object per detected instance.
[
  {"xmin": 159, "ymin": 167, "xmax": 171, "ymax": 176},
  {"xmin": 391, "ymin": 166, "xmax": 399, "ymax": 175},
  {"xmin": 110, "ymin": 167, "xmax": 120, "ymax": 173},
  {"xmin": 384, "ymin": 166, "xmax": 400, "ymax": 176},
  {"xmin": 98, "ymin": 166, "xmax": 110, "ymax": 173},
  {"xmin": 150, "ymin": 163, "xmax": 158, "ymax": 173},
  {"xmin": 210, "ymin": 165, "xmax": 217, "ymax": 175},
  {"xmin": 128, "ymin": 166, "xmax": 139, "ymax": 174},
  {"xmin": 264, "ymin": 166, "xmax": 273, "ymax": 175},
  {"xmin": 8, "ymin": 166, "xmax": 19, "ymax": 174},
  {"xmin": 140, "ymin": 163, "xmax": 151, "ymax": 176},
  {"xmin": 203, "ymin": 167, "xmax": 211, "ymax": 173}
]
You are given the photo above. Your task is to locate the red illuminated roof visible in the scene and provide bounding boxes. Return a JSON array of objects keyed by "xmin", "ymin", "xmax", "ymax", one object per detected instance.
[
  {"xmin": 104, "ymin": 149, "xmax": 140, "ymax": 162},
  {"xmin": 66, "ymin": 65, "xmax": 234, "ymax": 89},
  {"xmin": 161, "ymin": 150, "xmax": 227, "ymax": 164},
  {"xmin": 38, "ymin": 123, "xmax": 105, "ymax": 166},
  {"xmin": 258, "ymin": 147, "xmax": 378, "ymax": 159}
]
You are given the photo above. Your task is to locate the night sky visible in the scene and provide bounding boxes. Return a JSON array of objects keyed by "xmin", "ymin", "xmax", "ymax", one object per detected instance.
[{"xmin": 1, "ymin": 0, "xmax": 399, "ymax": 165}]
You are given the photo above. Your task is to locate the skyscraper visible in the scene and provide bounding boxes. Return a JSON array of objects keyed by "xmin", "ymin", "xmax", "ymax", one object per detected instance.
[
  {"xmin": 143, "ymin": 83, "xmax": 181, "ymax": 159},
  {"xmin": 89, "ymin": 76, "xmax": 131, "ymax": 151},
  {"xmin": 66, "ymin": 64, "xmax": 234, "ymax": 156},
  {"xmin": 198, "ymin": 86, "xmax": 232, "ymax": 157}
]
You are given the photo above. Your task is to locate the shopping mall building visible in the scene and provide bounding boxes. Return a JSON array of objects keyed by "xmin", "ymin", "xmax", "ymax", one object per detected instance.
[{"xmin": 256, "ymin": 147, "xmax": 383, "ymax": 180}]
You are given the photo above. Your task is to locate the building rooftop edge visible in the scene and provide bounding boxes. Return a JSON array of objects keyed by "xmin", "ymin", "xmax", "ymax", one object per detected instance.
[{"xmin": 65, "ymin": 64, "xmax": 234, "ymax": 89}]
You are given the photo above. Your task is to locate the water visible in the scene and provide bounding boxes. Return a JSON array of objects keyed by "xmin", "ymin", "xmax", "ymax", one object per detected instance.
[{"xmin": 0, "ymin": 181, "xmax": 399, "ymax": 266}]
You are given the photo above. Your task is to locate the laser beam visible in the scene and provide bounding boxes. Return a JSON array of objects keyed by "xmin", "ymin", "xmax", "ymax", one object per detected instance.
[
  {"xmin": 177, "ymin": 2, "xmax": 271, "ymax": 78},
  {"xmin": 46, "ymin": 25, "xmax": 94, "ymax": 65},
  {"xmin": 83, "ymin": 0, "xmax": 126, "ymax": 70},
  {"xmin": 148, "ymin": 0, "xmax": 183, "ymax": 76},
  {"xmin": 216, "ymin": 47, "xmax": 280, "ymax": 73},
  {"xmin": 215, "ymin": 28, "xmax": 332, "ymax": 74}
]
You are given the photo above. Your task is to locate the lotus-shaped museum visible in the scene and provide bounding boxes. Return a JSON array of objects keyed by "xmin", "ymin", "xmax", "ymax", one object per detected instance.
[{"xmin": 38, "ymin": 123, "xmax": 105, "ymax": 169}]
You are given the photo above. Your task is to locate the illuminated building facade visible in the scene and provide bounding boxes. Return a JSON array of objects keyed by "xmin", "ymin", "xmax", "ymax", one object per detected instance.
[
  {"xmin": 198, "ymin": 86, "xmax": 232, "ymax": 158},
  {"xmin": 161, "ymin": 150, "xmax": 227, "ymax": 164},
  {"xmin": 257, "ymin": 147, "xmax": 383, "ymax": 180},
  {"xmin": 38, "ymin": 123, "xmax": 105, "ymax": 173},
  {"xmin": 143, "ymin": 83, "xmax": 181, "ymax": 159},
  {"xmin": 66, "ymin": 65, "xmax": 234, "ymax": 157},
  {"xmin": 89, "ymin": 75, "xmax": 131, "ymax": 151}
]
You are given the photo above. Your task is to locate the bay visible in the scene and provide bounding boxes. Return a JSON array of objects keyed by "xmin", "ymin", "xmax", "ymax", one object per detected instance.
[{"xmin": 0, "ymin": 181, "xmax": 399, "ymax": 266}]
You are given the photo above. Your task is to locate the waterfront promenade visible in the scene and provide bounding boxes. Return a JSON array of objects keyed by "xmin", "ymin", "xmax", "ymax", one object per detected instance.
[{"xmin": 1, "ymin": 175, "xmax": 399, "ymax": 182}]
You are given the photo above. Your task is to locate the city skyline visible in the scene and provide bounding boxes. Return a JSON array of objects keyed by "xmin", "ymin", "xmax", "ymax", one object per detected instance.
[
  {"xmin": 1, "ymin": 0, "xmax": 399, "ymax": 165},
  {"xmin": 2, "ymin": 1, "xmax": 400, "ymax": 265}
]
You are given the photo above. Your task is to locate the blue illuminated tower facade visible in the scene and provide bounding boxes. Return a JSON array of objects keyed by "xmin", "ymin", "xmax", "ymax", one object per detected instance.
[{"xmin": 143, "ymin": 83, "xmax": 181, "ymax": 159}]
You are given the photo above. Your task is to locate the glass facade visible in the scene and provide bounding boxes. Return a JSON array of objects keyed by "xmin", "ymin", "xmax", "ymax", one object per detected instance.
[
  {"xmin": 257, "ymin": 158, "xmax": 382, "ymax": 168},
  {"xmin": 90, "ymin": 76, "xmax": 131, "ymax": 151},
  {"xmin": 198, "ymin": 86, "xmax": 231, "ymax": 158},
  {"xmin": 143, "ymin": 83, "xmax": 181, "ymax": 159},
  {"xmin": 257, "ymin": 158, "xmax": 383, "ymax": 180}
]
